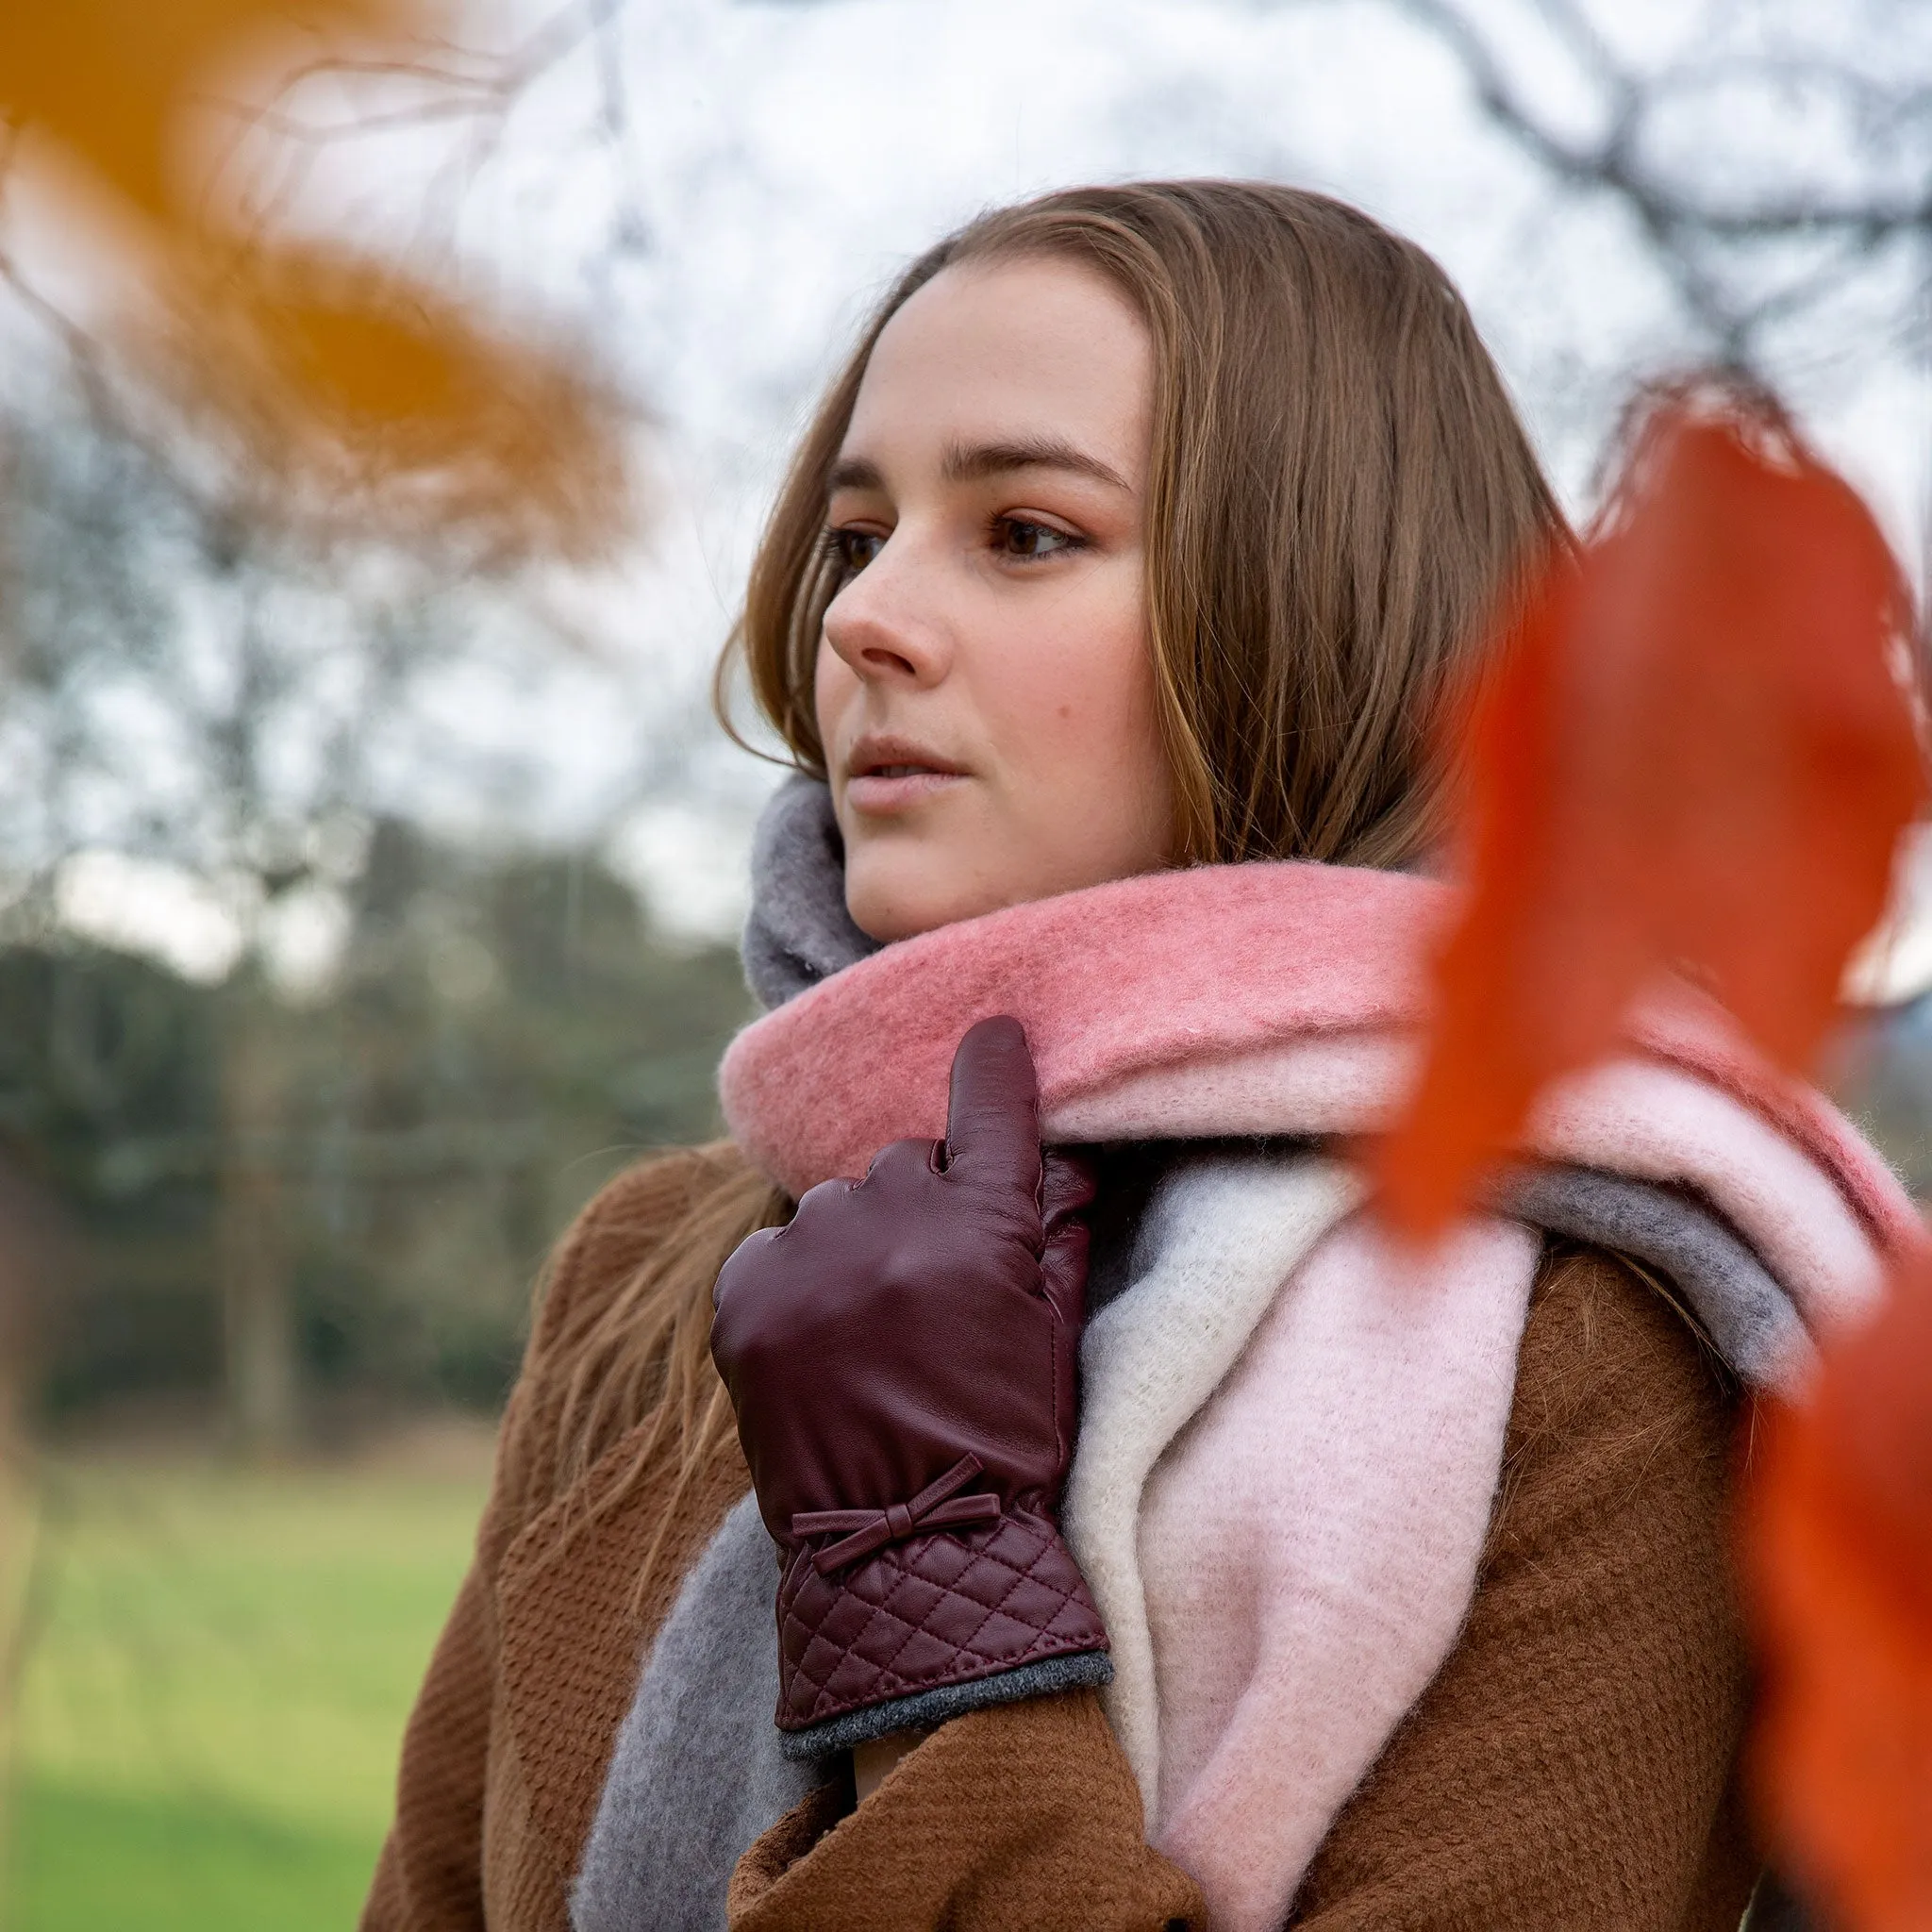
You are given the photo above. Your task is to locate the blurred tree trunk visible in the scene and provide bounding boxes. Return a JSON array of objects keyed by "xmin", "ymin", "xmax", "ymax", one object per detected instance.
[{"xmin": 218, "ymin": 990, "xmax": 298, "ymax": 1455}]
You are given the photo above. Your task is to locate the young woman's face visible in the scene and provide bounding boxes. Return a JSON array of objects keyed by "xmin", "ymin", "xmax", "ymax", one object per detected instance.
[{"xmin": 814, "ymin": 255, "xmax": 1173, "ymax": 942}]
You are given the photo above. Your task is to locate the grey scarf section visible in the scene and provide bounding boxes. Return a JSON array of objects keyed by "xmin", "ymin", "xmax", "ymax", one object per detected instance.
[
  {"xmin": 570, "ymin": 1493, "xmax": 821, "ymax": 1932},
  {"xmin": 1497, "ymin": 1164, "xmax": 1803, "ymax": 1375},
  {"xmin": 741, "ymin": 775, "xmax": 878, "ymax": 1011},
  {"xmin": 571, "ymin": 779, "xmax": 1805, "ymax": 1927}
]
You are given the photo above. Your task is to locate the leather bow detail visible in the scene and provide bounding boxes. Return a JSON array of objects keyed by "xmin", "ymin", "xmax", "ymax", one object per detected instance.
[{"xmin": 791, "ymin": 1453, "xmax": 1003, "ymax": 1574}]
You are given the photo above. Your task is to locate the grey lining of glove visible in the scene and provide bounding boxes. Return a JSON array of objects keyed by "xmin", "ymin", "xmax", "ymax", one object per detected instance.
[{"xmin": 777, "ymin": 1648, "xmax": 1115, "ymax": 1761}]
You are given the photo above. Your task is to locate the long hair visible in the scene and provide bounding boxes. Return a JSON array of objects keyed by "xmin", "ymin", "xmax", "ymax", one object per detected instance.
[{"xmin": 552, "ymin": 180, "xmax": 1570, "ymax": 1538}]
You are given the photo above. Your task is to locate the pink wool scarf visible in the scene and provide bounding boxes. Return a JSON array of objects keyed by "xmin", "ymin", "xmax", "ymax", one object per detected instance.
[{"xmin": 720, "ymin": 856, "xmax": 1919, "ymax": 1929}]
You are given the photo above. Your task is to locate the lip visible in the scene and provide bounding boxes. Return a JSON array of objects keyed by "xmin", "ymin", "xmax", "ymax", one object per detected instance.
[{"xmin": 843, "ymin": 733, "xmax": 969, "ymax": 815}]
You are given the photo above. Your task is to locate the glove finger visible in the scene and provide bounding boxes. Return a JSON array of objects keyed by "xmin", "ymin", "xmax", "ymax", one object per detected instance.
[
  {"xmin": 711, "ymin": 1223, "xmax": 780, "ymax": 1311},
  {"xmin": 1038, "ymin": 1150, "xmax": 1095, "ymax": 1328},
  {"xmin": 1041, "ymin": 1148, "xmax": 1098, "ymax": 1230},
  {"xmin": 862, "ymin": 1136, "xmax": 943, "ymax": 1189},
  {"xmin": 941, "ymin": 1015, "xmax": 1043, "ymax": 1200}
]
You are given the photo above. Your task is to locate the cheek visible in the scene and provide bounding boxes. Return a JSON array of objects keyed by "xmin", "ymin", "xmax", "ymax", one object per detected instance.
[
  {"xmin": 997, "ymin": 572, "xmax": 1157, "ymax": 765},
  {"xmin": 975, "ymin": 565, "xmax": 1169, "ymax": 856},
  {"xmin": 813, "ymin": 639, "xmax": 858, "ymax": 745}
]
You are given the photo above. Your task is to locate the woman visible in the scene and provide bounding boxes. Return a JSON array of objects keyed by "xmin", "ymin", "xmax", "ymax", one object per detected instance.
[{"xmin": 362, "ymin": 182, "xmax": 1914, "ymax": 1931}]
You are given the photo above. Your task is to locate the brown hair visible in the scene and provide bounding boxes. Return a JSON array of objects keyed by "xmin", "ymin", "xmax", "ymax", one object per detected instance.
[
  {"xmin": 541, "ymin": 1141, "xmax": 788, "ymax": 1579},
  {"xmin": 553, "ymin": 180, "xmax": 1570, "ymax": 1538}
]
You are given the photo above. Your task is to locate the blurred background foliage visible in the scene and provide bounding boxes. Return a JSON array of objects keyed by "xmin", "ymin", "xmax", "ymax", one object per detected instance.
[
  {"xmin": 2, "ymin": 831, "xmax": 746, "ymax": 1436},
  {"xmin": 0, "ymin": 377, "xmax": 747, "ymax": 1457}
]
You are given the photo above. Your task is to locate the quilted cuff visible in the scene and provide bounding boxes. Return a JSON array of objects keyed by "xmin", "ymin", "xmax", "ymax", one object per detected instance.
[{"xmin": 774, "ymin": 1507, "xmax": 1109, "ymax": 1752}]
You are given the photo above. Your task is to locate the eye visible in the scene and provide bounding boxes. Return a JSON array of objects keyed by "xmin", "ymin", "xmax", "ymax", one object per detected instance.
[
  {"xmin": 995, "ymin": 517, "xmax": 1081, "ymax": 561},
  {"xmin": 824, "ymin": 527, "xmax": 886, "ymax": 577}
]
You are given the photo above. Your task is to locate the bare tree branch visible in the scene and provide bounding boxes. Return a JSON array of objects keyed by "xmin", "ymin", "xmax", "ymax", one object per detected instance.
[{"xmin": 1381, "ymin": 0, "xmax": 1932, "ymax": 361}]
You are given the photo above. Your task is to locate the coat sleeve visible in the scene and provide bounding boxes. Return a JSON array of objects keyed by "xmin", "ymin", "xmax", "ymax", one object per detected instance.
[
  {"xmin": 726, "ymin": 1688, "xmax": 1204, "ymax": 1931},
  {"xmin": 360, "ymin": 1143, "xmax": 758, "ymax": 1932},
  {"xmin": 358, "ymin": 1304, "xmax": 565, "ymax": 1932},
  {"xmin": 1287, "ymin": 1245, "xmax": 1761, "ymax": 1930},
  {"xmin": 361, "ymin": 1559, "xmax": 502, "ymax": 1931}
]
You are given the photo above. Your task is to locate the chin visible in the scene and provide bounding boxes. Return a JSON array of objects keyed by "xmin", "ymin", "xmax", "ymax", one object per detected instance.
[{"xmin": 845, "ymin": 855, "xmax": 1001, "ymax": 944}]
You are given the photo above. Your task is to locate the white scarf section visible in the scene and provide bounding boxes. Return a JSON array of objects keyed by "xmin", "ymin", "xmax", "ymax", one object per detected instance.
[{"xmin": 1067, "ymin": 1153, "xmax": 1544, "ymax": 1930}]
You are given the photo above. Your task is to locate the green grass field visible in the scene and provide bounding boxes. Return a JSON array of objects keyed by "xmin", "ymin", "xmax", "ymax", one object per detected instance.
[{"xmin": 7, "ymin": 1438, "xmax": 491, "ymax": 1932}]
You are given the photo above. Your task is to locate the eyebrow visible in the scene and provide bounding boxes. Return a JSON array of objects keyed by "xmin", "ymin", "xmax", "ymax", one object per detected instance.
[{"xmin": 825, "ymin": 435, "xmax": 1131, "ymax": 495}]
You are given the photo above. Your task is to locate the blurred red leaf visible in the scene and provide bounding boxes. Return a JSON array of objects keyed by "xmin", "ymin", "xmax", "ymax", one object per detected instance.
[
  {"xmin": 1377, "ymin": 389, "xmax": 1923, "ymax": 1236},
  {"xmin": 1743, "ymin": 1256, "xmax": 1932, "ymax": 1932}
]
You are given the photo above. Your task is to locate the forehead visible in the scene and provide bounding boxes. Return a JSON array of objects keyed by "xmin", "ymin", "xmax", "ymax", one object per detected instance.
[{"xmin": 843, "ymin": 256, "xmax": 1152, "ymax": 461}]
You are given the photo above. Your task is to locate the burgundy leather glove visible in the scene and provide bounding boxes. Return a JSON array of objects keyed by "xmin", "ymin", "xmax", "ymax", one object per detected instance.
[{"xmin": 710, "ymin": 1015, "xmax": 1110, "ymax": 1758}]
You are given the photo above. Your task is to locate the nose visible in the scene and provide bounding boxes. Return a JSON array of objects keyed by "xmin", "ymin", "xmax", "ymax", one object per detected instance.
[{"xmin": 822, "ymin": 532, "xmax": 951, "ymax": 690}]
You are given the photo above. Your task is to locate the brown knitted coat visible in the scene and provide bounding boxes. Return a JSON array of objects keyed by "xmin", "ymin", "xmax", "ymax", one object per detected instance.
[{"xmin": 361, "ymin": 1142, "xmax": 1761, "ymax": 1931}]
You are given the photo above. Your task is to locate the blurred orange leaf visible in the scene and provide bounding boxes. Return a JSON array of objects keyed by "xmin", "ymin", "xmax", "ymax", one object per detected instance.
[
  {"xmin": 0, "ymin": 3, "xmax": 635, "ymax": 564},
  {"xmin": 1743, "ymin": 1257, "xmax": 1932, "ymax": 1932},
  {"xmin": 1377, "ymin": 389, "xmax": 1924, "ymax": 1237},
  {"xmin": 0, "ymin": 0, "xmax": 407, "ymax": 221},
  {"xmin": 154, "ymin": 244, "xmax": 633, "ymax": 563}
]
